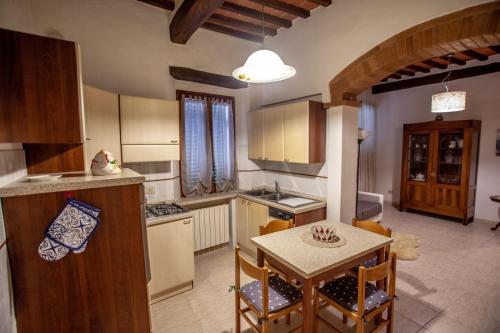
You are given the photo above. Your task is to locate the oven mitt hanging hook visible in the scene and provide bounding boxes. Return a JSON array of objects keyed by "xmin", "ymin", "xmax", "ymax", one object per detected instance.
[{"xmin": 38, "ymin": 199, "xmax": 100, "ymax": 261}]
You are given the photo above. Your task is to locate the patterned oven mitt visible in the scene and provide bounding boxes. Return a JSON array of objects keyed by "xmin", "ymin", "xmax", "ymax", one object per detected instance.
[{"xmin": 38, "ymin": 199, "xmax": 100, "ymax": 261}]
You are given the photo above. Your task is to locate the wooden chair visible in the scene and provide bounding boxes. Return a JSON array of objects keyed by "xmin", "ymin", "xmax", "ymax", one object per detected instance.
[
  {"xmin": 235, "ymin": 246, "xmax": 302, "ymax": 333},
  {"xmin": 351, "ymin": 218, "xmax": 392, "ymax": 270},
  {"xmin": 259, "ymin": 219, "xmax": 294, "ymax": 324},
  {"xmin": 313, "ymin": 252, "xmax": 397, "ymax": 333}
]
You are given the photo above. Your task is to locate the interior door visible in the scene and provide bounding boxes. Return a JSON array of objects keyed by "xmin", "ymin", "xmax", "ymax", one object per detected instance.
[
  {"xmin": 246, "ymin": 201, "xmax": 269, "ymax": 256},
  {"xmin": 263, "ymin": 105, "xmax": 285, "ymax": 161},
  {"xmin": 401, "ymin": 130, "xmax": 436, "ymax": 209},
  {"xmin": 248, "ymin": 110, "xmax": 264, "ymax": 160},
  {"xmin": 284, "ymin": 101, "xmax": 309, "ymax": 163}
]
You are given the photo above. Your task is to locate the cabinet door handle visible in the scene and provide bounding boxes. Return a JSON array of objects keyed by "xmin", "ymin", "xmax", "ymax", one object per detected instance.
[
  {"xmin": 284, "ymin": 158, "xmax": 290, "ymax": 162},
  {"xmin": 183, "ymin": 220, "xmax": 191, "ymax": 224},
  {"xmin": 85, "ymin": 138, "xmax": 92, "ymax": 141},
  {"xmin": 170, "ymin": 140, "xmax": 178, "ymax": 143}
]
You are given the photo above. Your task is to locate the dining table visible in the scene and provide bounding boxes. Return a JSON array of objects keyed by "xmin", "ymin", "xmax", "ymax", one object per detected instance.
[{"xmin": 250, "ymin": 220, "xmax": 393, "ymax": 333}]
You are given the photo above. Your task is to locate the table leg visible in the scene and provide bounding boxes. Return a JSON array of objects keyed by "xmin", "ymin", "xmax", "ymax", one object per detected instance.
[
  {"xmin": 492, "ymin": 222, "xmax": 500, "ymax": 231},
  {"xmin": 257, "ymin": 248, "xmax": 264, "ymax": 267},
  {"xmin": 302, "ymin": 278, "xmax": 314, "ymax": 333}
]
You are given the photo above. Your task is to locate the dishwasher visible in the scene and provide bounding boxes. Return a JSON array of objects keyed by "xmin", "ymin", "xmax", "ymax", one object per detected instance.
[{"xmin": 268, "ymin": 207, "xmax": 295, "ymax": 225}]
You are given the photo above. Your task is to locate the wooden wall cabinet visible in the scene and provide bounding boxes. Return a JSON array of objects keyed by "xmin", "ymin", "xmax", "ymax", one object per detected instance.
[
  {"xmin": 0, "ymin": 28, "xmax": 83, "ymax": 144},
  {"xmin": 147, "ymin": 218, "xmax": 194, "ymax": 303},
  {"xmin": 120, "ymin": 95, "xmax": 180, "ymax": 162},
  {"xmin": 248, "ymin": 100, "xmax": 325, "ymax": 164},
  {"xmin": 235, "ymin": 198, "xmax": 268, "ymax": 257},
  {"xmin": 400, "ymin": 120, "xmax": 481, "ymax": 224},
  {"xmin": 83, "ymin": 85, "xmax": 121, "ymax": 168}
]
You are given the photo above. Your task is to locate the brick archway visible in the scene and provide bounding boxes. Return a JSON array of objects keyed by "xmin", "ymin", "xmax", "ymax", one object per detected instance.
[{"xmin": 329, "ymin": 1, "xmax": 500, "ymax": 106}]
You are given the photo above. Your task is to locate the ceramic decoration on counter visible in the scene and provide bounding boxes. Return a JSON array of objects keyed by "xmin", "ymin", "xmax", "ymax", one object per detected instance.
[{"xmin": 91, "ymin": 150, "xmax": 121, "ymax": 176}]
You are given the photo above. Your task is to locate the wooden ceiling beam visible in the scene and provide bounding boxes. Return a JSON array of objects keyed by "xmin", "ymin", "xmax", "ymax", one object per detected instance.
[
  {"xmin": 407, "ymin": 65, "xmax": 430, "ymax": 73},
  {"xmin": 221, "ymin": 2, "xmax": 292, "ymax": 28},
  {"xmin": 441, "ymin": 55, "xmax": 466, "ymax": 66},
  {"xmin": 422, "ymin": 59, "xmax": 448, "ymax": 70},
  {"xmin": 306, "ymin": 0, "xmax": 332, "ymax": 6},
  {"xmin": 389, "ymin": 74, "xmax": 401, "ymax": 80},
  {"xmin": 137, "ymin": 0, "xmax": 175, "ymax": 11},
  {"xmin": 170, "ymin": 66, "xmax": 248, "ymax": 89},
  {"xmin": 489, "ymin": 45, "xmax": 500, "ymax": 53},
  {"xmin": 396, "ymin": 69, "xmax": 415, "ymax": 77},
  {"xmin": 247, "ymin": 0, "xmax": 310, "ymax": 18},
  {"xmin": 461, "ymin": 49, "xmax": 488, "ymax": 61},
  {"xmin": 372, "ymin": 62, "xmax": 500, "ymax": 94},
  {"xmin": 170, "ymin": 0, "xmax": 225, "ymax": 44},
  {"xmin": 202, "ymin": 22, "xmax": 263, "ymax": 42},
  {"xmin": 210, "ymin": 13, "xmax": 277, "ymax": 36}
]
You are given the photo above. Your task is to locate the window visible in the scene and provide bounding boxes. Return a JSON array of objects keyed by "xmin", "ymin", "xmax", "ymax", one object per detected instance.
[{"xmin": 178, "ymin": 91, "xmax": 237, "ymax": 197}]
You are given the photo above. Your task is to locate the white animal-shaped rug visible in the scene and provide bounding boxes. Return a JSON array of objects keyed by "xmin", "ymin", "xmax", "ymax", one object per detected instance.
[{"xmin": 391, "ymin": 232, "xmax": 420, "ymax": 260}]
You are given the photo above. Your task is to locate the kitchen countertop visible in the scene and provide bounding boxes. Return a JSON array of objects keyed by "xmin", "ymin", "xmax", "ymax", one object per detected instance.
[
  {"xmin": 0, "ymin": 168, "xmax": 145, "ymax": 198},
  {"xmin": 250, "ymin": 220, "xmax": 392, "ymax": 278}
]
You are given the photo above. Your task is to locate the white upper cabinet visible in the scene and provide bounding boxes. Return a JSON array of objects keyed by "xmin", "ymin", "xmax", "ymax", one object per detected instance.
[
  {"xmin": 263, "ymin": 105, "xmax": 285, "ymax": 162},
  {"xmin": 83, "ymin": 85, "xmax": 121, "ymax": 169},
  {"xmin": 248, "ymin": 109, "xmax": 264, "ymax": 160},
  {"xmin": 120, "ymin": 95, "xmax": 180, "ymax": 162},
  {"xmin": 248, "ymin": 100, "xmax": 325, "ymax": 164},
  {"xmin": 120, "ymin": 95, "xmax": 179, "ymax": 145}
]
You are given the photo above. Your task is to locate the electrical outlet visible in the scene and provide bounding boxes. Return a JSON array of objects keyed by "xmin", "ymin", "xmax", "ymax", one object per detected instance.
[{"xmin": 145, "ymin": 186, "xmax": 156, "ymax": 194}]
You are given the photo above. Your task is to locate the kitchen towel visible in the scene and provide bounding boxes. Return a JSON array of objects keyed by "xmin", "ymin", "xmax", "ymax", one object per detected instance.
[{"xmin": 38, "ymin": 199, "xmax": 100, "ymax": 261}]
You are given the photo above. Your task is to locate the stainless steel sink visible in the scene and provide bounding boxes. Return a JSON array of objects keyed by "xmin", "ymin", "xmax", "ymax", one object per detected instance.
[
  {"xmin": 261, "ymin": 193, "xmax": 294, "ymax": 201},
  {"xmin": 243, "ymin": 189, "xmax": 274, "ymax": 197}
]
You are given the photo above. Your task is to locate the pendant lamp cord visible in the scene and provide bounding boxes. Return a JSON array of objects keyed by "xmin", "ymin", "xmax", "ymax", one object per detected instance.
[{"xmin": 442, "ymin": 54, "xmax": 453, "ymax": 92}]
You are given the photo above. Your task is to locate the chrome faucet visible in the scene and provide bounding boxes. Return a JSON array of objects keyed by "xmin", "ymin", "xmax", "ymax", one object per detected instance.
[{"xmin": 275, "ymin": 180, "xmax": 280, "ymax": 194}]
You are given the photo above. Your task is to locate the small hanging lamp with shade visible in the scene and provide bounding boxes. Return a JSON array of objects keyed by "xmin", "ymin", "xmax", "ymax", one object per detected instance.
[
  {"xmin": 431, "ymin": 54, "xmax": 466, "ymax": 120},
  {"xmin": 232, "ymin": 4, "xmax": 296, "ymax": 83}
]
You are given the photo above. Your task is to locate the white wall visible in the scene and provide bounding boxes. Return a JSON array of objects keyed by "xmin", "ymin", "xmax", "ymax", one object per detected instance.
[{"xmin": 363, "ymin": 71, "xmax": 500, "ymax": 222}]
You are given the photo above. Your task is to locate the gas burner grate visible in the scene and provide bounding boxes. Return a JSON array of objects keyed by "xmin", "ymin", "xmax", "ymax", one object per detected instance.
[{"xmin": 145, "ymin": 203, "xmax": 188, "ymax": 219}]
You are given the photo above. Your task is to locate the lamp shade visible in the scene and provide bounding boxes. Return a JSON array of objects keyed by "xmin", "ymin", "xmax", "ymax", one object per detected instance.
[
  {"xmin": 232, "ymin": 49, "xmax": 296, "ymax": 83},
  {"xmin": 431, "ymin": 91, "xmax": 466, "ymax": 113}
]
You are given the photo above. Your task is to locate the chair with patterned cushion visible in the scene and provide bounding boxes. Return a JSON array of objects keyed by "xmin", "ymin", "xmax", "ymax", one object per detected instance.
[
  {"xmin": 351, "ymin": 218, "xmax": 392, "ymax": 271},
  {"xmin": 235, "ymin": 246, "xmax": 303, "ymax": 333},
  {"xmin": 313, "ymin": 252, "xmax": 397, "ymax": 333}
]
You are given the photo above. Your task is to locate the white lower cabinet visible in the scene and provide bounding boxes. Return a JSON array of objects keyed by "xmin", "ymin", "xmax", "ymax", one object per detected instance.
[
  {"xmin": 235, "ymin": 198, "xmax": 268, "ymax": 257},
  {"xmin": 147, "ymin": 218, "xmax": 194, "ymax": 303}
]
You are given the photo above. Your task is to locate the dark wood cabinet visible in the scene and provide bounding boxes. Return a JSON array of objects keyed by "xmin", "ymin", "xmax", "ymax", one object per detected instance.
[
  {"xmin": 0, "ymin": 28, "xmax": 83, "ymax": 144},
  {"xmin": 2, "ymin": 184, "xmax": 151, "ymax": 332},
  {"xmin": 400, "ymin": 120, "xmax": 481, "ymax": 224}
]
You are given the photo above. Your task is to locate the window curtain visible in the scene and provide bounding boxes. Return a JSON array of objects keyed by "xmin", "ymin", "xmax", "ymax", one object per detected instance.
[
  {"xmin": 358, "ymin": 103, "xmax": 376, "ymax": 192},
  {"xmin": 181, "ymin": 96, "xmax": 213, "ymax": 197},
  {"xmin": 211, "ymin": 99, "xmax": 237, "ymax": 192}
]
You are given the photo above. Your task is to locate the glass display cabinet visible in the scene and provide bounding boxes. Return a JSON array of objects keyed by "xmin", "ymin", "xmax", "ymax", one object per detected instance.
[{"xmin": 400, "ymin": 120, "xmax": 481, "ymax": 224}]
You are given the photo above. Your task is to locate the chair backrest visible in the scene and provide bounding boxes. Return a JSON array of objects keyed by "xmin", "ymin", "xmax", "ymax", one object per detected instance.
[
  {"xmin": 259, "ymin": 219, "xmax": 293, "ymax": 236},
  {"xmin": 357, "ymin": 252, "xmax": 397, "ymax": 315},
  {"xmin": 234, "ymin": 246, "xmax": 269, "ymax": 315},
  {"xmin": 352, "ymin": 218, "xmax": 392, "ymax": 237}
]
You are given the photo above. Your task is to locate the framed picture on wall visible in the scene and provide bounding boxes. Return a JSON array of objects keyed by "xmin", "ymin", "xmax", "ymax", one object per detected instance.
[{"xmin": 497, "ymin": 129, "xmax": 500, "ymax": 156}]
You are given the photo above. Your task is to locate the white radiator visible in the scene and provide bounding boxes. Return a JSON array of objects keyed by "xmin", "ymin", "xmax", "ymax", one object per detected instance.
[{"xmin": 192, "ymin": 204, "xmax": 230, "ymax": 252}]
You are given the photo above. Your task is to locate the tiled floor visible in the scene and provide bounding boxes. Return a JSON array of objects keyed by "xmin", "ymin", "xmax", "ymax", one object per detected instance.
[{"xmin": 151, "ymin": 205, "xmax": 500, "ymax": 333}]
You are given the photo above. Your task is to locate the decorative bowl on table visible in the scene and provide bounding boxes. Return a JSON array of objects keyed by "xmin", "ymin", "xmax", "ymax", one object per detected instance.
[{"xmin": 310, "ymin": 224, "xmax": 337, "ymax": 243}]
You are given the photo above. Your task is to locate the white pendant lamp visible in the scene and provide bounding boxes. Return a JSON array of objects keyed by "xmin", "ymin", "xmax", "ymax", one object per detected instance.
[
  {"xmin": 232, "ymin": 5, "xmax": 295, "ymax": 83},
  {"xmin": 431, "ymin": 54, "xmax": 466, "ymax": 120}
]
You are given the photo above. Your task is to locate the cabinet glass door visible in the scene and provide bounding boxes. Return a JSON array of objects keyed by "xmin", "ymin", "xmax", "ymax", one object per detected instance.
[
  {"xmin": 437, "ymin": 132, "xmax": 463, "ymax": 185},
  {"xmin": 408, "ymin": 134, "xmax": 430, "ymax": 181}
]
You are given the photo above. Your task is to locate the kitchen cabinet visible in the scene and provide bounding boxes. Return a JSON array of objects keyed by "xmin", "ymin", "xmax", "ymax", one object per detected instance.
[
  {"xmin": 235, "ymin": 198, "xmax": 268, "ymax": 257},
  {"xmin": 120, "ymin": 95, "xmax": 180, "ymax": 162},
  {"xmin": 263, "ymin": 105, "xmax": 285, "ymax": 161},
  {"xmin": 248, "ymin": 109, "xmax": 264, "ymax": 160},
  {"xmin": 147, "ymin": 218, "xmax": 194, "ymax": 303},
  {"xmin": 1, "ymin": 182, "xmax": 150, "ymax": 332},
  {"xmin": 248, "ymin": 100, "xmax": 325, "ymax": 164},
  {"xmin": 400, "ymin": 120, "xmax": 481, "ymax": 224},
  {"xmin": 83, "ymin": 85, "xmax": 121, "ymax": 168},
  {"xmin": 0, "ymin": 28, "xmax": 84, "ymax": 144},
  {"xmin": 284, "ymin": 101, "xmax": 325, "ymax": 164}
]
